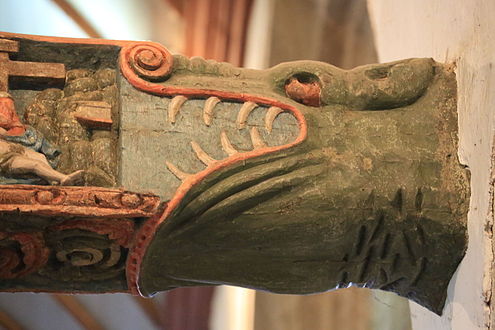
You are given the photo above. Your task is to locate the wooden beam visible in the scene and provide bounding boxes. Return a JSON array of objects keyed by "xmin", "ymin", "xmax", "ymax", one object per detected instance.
[
  {"xmin": 52, "ymin": 295, "xmax": 104, "ymax": 330},
  {"xmin": 50, "ymin": 0, "xmax": 102, "ymax": 38},
  {"xmin": 133, "ymin": 297, "xmax": 163, "ymax": 328},
  {"xmin": 0, "ymin": 39, "xmax": 66, "ymax": 92},
  {"xmin": 227, "ymin": 0, "xmax": 253, "ymax": 66},
  {"xmin": 191, "ymin": 0, "xmax": 210, "ymax": 57},
  {"xmin": 0, "ymin": 309, "xmax": 23, "ymax": 330},
  {"xmin": 0, "ymin": 39, "xmax": 19, "ymax": 53},
  {"xmin": 206, "ymin": 0, "xmax": 231, "ymax": 61},
  {"xmin": 164, "ymin": 0, "xmax": 185, "ymax": 16},
  {"xmin": 182, "ymin": 0, "xmax": 253, "ymax": 64},
  {"xmin": 163, "ymin": 287, "xmax": 215, "ymax": 330}
]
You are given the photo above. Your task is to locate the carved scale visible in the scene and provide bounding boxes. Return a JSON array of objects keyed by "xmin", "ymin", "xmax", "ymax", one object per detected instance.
[{"xmin": 0, "ymin": 32, "xmax": 469, "ymax": 314}]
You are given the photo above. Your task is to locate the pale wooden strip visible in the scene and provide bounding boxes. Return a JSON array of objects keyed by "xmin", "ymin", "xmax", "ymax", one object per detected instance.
[
  {"xmin": 132, "ymin": 296, "xmax": 163, "ymax": 328},
  {"xmin": 0, "ymin": 308, "xmax": 23, "ymax": 330},
  {"xmin": 52, "ymin": 294, "xmax": 105, "ymax": 330},
  {"xmin": 51, "ymin": 0, "xmax": 102, "ymax": 38}
]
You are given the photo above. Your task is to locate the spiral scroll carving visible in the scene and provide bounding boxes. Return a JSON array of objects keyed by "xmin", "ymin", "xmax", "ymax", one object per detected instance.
[
  {"xmin": 0, "ymin": 232, "xmax": 49, "ymax": 279},
  {"xmin": 122, "ymin": 43, "xmax": 173, "ymax": 81},
  {"xmin": 40, "ymin": 219, "xmax": 135, "ymax": 282}
]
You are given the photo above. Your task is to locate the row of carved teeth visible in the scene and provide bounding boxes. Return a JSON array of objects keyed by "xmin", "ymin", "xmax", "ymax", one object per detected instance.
[
  {"xmin": 168, "ymin": 95, "xmax": 285, "ymax": 132},
  {"xmin": 165, "ymin": 95, "xmax": 288, "ymax": 181},
  {"xmin": 165, "ymin": 127, "xmax": 268, "ymax": 181}
]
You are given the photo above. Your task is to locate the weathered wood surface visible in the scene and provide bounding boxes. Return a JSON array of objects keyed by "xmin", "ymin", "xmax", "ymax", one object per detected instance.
[
  {"xmin": 0, "ymin": 39, "xmax": 65, "ymax": 92},
  {"xmin": 0, "ymin": 33, "xmax": 469, "ymax": 318},
  {"xmin": 368, "ymin": 0, "xmax": 494, "ymax": 328}
]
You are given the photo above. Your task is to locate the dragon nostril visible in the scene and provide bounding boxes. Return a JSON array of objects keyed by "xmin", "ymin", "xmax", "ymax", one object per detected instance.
[
  {"xmin": 365, "ymin": 66, "xmax": 391, "ymax": 80},
  {"xmin": 285, "ymin": 73, "xmax": 321, "ymax": 107}
]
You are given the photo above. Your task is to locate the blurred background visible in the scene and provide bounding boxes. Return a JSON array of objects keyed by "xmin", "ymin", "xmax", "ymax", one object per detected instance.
[{"xmin": 0, "ymin": 0, "xmax": 411, "ymax": 329}]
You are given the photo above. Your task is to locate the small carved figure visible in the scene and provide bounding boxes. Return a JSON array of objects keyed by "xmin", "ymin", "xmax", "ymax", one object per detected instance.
[{"xmin": 0, "ymin": 93, "xmax": 83, "ymax": 185}]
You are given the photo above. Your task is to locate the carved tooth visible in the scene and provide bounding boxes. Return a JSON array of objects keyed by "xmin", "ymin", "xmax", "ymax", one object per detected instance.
[
  {"xmin": 191, "ymin": 141, "xmax": 217, "ymax": 166},
  {"xmin": 203, "ymin": 96, "xmax": 221, "ymax": 126},
  {"xmin": 166, "ymin": 161, "xmax": 192, "ymax": 180},
  {"xmin": 265, "ymin": 106, "xmax": 284, "ymax": 133},
  {"xmin": 220, "ymin": 131, "xmax": 239, "ymax": 156},
  {"xmin": 168, "ymin": 95, "xmax": 187, "ymax": 124},
  {"xmin": 250, "ymin": 127, "xmax": 267, "ymax": 149},
  {"xmin": 237, "ymin": 101, "xmax": 258, "ymax": 129}
]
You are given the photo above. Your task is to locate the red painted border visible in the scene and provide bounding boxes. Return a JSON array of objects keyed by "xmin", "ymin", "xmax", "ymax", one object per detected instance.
[
  {"xmin": 0, "ymin": 33, "xmax": 308, "ymax": 295},
  {"xmin": 0, "ymin": 232, "xmax": 49, "ymax": 279},
  {"xmin": 119, "ymin": 42, "xmax": 308, "ymax": 296}
]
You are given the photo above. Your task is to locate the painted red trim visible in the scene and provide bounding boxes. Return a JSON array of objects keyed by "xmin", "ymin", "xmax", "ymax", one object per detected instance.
[
  {"xmin": 120, "ymin": 42, "xmax": 308, "ymax": 296},
  {"xmin": 0, "ymin": 232, "xmax": 49, "ymax": 279},
  {"xmin": 0, "ymin": 185, "xmax": 160, "ymax": 218},
  {"xmin": 0, "ymin": 34, "xmax": 307, "ymax": 295},
  {"xmin": 50, "ymin": 218, "xmax": 135, "ymax": 247}
]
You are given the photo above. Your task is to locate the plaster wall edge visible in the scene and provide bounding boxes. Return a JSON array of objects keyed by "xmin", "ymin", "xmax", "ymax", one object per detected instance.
[{"xmin": 367, "ymin": 0, "xmax": 495, "ymax": 329}]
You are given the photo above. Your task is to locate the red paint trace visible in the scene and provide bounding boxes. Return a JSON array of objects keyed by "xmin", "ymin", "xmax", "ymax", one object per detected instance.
[
  {"xmin": 120, "ymin": 42, "xmax": 308, "ymax": 296},
  {"xmin": 0, "ymin": 34, "xmax": 308, "ymax": 295}
]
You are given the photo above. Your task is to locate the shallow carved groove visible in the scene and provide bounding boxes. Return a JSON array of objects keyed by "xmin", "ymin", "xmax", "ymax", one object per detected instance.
[
  {"xmin": 391, "ymin": 188, "xmax": 404, "ymax": 211},
  {"xmin": 369, "ymin": 213, "xmax": 385, "ymax": 242},
  {"xmin": 355, "ymin": 225, "xmax": 367, "ymax": 256},
  {"xmin": 381, "ymin": 233, "xmax": 392, "ymax": 260},
  {"xmin": 402, "ymin": 231, "xmax": 417, "ymax": 262},
  {"xmin": 411, "ymin": 257, "xmax": 428, "ymax": 286},
  {"xmin": 358, "ymin": 246, "xmax": 374, "ymax": 282},
  {"xmin": 415, "ymin": 188, "xmax": 424, "ymax": 212}
]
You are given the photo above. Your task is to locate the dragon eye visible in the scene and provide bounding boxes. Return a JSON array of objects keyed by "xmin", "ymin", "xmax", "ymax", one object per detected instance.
[{"xmin": 284, "ymin": 72, "xmax": 321, "ymax": 107}]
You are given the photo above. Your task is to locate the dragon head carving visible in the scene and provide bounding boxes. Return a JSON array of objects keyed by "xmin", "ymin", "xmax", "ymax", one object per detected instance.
[
  {"xmin": 0, "ymin": 34, "xmax": 469, "ymax": 315},
  {"xmin": 119, "ymin": 43, "xmax": 469, "ymax": 314}
]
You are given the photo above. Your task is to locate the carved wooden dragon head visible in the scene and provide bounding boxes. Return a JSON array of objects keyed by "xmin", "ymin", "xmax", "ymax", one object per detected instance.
[{"xmin": 0, "ymin": 33, "xmax": 469, "ymax": 315}]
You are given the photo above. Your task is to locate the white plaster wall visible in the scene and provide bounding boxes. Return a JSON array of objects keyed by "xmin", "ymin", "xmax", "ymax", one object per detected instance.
[
  {"xmin": 0, "ymin": 293, "xmax": 82, "ymax": 330},
  {"xmin": 0, "ymin": 293, "xmax": 159, "ymax": 330},
  {"xmin": 367, "ymin": 1, "xmax": 495, "ymax": 329},
  {"xmin": 0, "ymin": 0, "xmax": 86, "ymax": 38}
]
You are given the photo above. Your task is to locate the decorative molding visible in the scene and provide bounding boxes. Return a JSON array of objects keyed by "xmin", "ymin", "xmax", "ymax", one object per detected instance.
[{"xmin": 0, "ymin": 185, "xmax": 160, "ymax": 218}]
